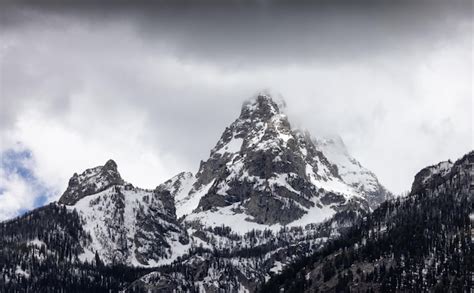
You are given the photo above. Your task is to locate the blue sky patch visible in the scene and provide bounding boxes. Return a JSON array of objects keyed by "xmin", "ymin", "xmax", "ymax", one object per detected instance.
[{"xmin": 0, "ymin": 148, "xmax": 53, "ymax": 219}]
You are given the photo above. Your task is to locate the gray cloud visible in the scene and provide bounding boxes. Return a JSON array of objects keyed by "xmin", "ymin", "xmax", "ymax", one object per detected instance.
[{"xmin": 3, "ymin": 1, "xmax": 471, "ymax": 65}]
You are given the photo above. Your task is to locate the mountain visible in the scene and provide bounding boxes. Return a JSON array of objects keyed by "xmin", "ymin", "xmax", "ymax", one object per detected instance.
[
  {"xmin": 0, "ymin": 160, "xmax": 189, "ymax": 275},
  {"xmin": 261, "ymin": 151, "xmax": 473, "ymax": 292},
  {"xmin": 161, "ymin": 94, "xmax": 387, "ymax": 234},
  {"xmin": 59, "ymin": 160, "xmax": 190, "ymax": 267},
  {"xmin": 0, "ymin": 93, "xmax": 398, "ymax": 292}
]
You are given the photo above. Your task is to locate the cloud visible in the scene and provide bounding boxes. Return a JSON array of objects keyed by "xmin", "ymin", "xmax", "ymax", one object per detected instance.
[
  {"xmin": 4, "ymin": 1, "xmax": 472, "ymax": 64},
  {"xmin": 0, "ymin": 1, "xmax": 472, "ymax": 219}
]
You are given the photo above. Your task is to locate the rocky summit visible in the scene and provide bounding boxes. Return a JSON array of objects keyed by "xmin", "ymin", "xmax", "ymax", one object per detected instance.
[{"xmin": 58, "ymin": 159, "xmax": 125, "ymax": 205}]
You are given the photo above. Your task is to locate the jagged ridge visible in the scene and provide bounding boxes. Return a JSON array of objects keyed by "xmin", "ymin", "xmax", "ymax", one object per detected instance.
[{"xmin": 58, "ymin": 159, "xmax": 125, "ymax": 205}]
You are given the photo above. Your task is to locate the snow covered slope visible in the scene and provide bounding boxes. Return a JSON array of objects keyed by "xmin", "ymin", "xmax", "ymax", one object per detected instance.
[
  {"xmin": 59, "ymin": 160, "xmax": 190, "ymax": 267},
  {"xmin": 156, "ymin": 172, "xmax": 196, "ymax": 218},
  {"xmin": 314, "ymin": 136, "xmax": 391, "ymax": 208}
]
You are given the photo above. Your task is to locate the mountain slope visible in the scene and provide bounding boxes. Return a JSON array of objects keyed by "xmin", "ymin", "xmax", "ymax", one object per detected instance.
[
  {"xmin": 0, "ymin": 203, "xmax": 154, "ymax": 292},
  {"xmin": 314, "ymin": 136, "xmax": 392, "ymax": 208},
  {"xmin": 0, "ymin": 203, "xmax": 157, "ymax": 293},
  {"xmin": 261, "ymin": 150, "xmax": 473, "ymax": 292},
  {"xmin": 68, "ymin": 185, "xmax": 190, "ymax": 267},
  {"xmin": 156, "ymin": 171, "xmax": 196, "ymax": 219}
]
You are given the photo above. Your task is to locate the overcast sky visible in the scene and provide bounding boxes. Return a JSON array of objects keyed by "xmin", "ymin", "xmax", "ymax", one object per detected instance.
[{"xmin": 0, "ymin": 1, "xmax": 472, "ymax": 220}]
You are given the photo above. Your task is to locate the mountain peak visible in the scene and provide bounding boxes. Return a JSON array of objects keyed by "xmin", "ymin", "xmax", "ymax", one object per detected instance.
[
  {"xmin": 181, "ymin": 92, "xmax": 374, "ymax": 227},
  {"xmin": 104, "ymin": 159, "xmax": 118, "ymax": 170},
  {"xmin": 58, "ymin": 159, "xmax": 125, "ymax": 205},
  {"xmin": 240, "ymin": 92, "xmax": 285, "ymax": 121}
]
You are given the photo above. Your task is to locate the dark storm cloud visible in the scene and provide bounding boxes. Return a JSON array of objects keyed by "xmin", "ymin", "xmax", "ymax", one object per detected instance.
[{"xmin": 2, "ymin": 1, "xmax": 471, "ymax": 67}]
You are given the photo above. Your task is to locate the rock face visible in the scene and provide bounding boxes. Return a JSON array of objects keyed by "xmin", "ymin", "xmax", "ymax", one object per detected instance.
[
  {"xmin": 58, "ymin": 159, "xmax": 125, "ymax": 205},
  {"xmin": 193, "ymin": 94, "xmax": 362, "ymax": 226},
  {"xmin": 60, "ymin": 160, "xmax": 189, "ymax": 266},
  {"xmin": 411, "ymin": 151, "xmax": 473, "ymax": 196},
  {"xmin": 191, "ymin": 95, "xmax": 330, "ymax": 225}
]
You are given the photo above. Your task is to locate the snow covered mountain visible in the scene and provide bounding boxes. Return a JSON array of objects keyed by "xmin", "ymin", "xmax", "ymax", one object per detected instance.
[
  {"xmin": 161, "ymin": 93, "xmax": 387, "ymax": 233},
  {"xmin": 58, "ymin": 160, "xmax": 190, "ymax": 267},
  {"xmin": 0, "ymin": 92, "xmax": 395, "ymax": 292}
]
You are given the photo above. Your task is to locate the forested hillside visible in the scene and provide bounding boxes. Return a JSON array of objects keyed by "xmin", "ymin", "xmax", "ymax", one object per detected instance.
[{"xmin": 261, "ymin": 151, "xmax": 473, "ymax": 292}]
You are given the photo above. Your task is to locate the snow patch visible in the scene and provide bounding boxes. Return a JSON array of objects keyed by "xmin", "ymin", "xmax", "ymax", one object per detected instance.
[
  {"xmin": 306, "ymin": 164, "xmax": 358, "ymax": 197},
  {"xmin": 216, "ymin": 137, "xmax": 244, "ymax": 155},
  {"xmin": 178, "ymin": 180, "xmax": 215, "ymax": 218},
  {"xmin": 15, "ymin": 266, "xmax": 29, "ymax": 278},
  {"xmin": 315, "ymin": 137, "xmax": 382, "ymax": 194},
  {"xmin": 270, "ymin": 261, "xmax": 284, "ymax": 274},
  {"xmin": 185, "ymin": 204, "xmax": 283, "ymax": 234},
  {"xmin": 289, "ymin": 198, "xmax": 336, "ymax": 227}
]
